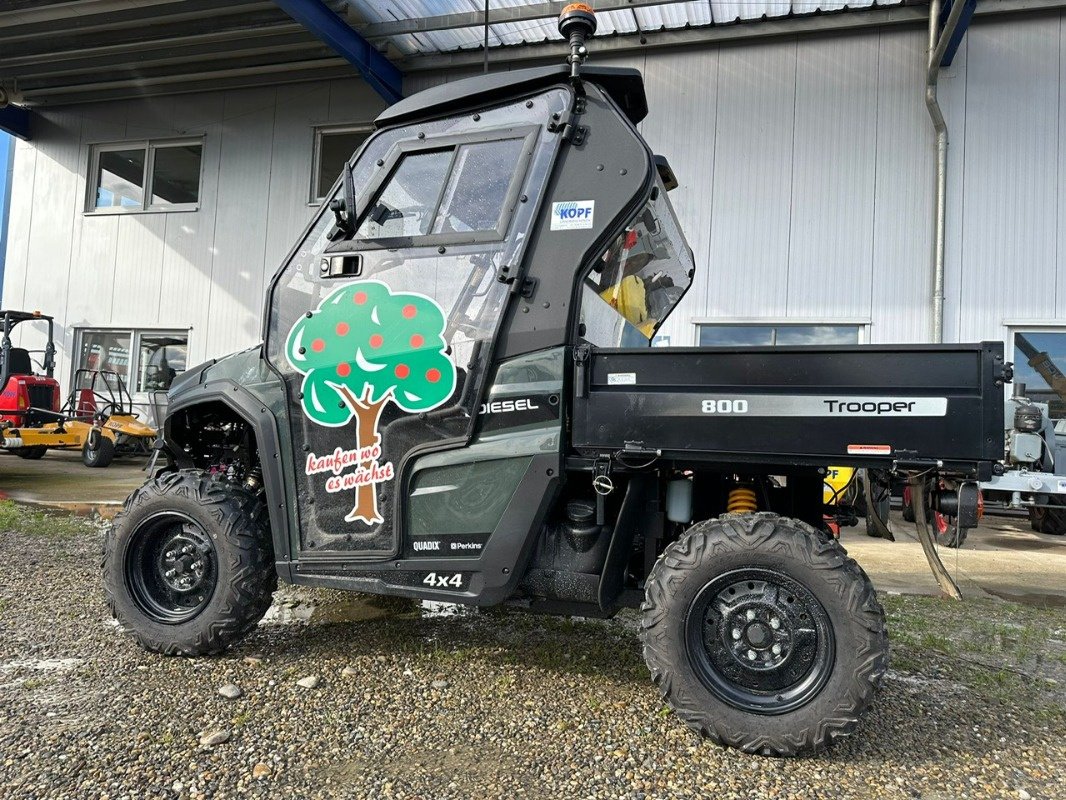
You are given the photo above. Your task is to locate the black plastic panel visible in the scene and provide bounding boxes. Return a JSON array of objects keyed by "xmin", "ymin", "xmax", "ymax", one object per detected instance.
[{"xmin": 572, "ymin": 343, "xmax": 1006, "ymax": 475}]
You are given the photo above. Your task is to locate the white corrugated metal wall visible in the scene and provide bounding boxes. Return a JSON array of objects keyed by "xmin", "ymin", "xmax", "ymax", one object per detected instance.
[
  {"xmin": 1, "ymin": 79, "xmax": 385, "ymax": 390},
  {"xmin": 3, "ymin": 15, "xmax": 1064, "ymax": 387},
  {"xmin": 575, "ymin": 15, "xmax": 1066, "ymax": 348}
]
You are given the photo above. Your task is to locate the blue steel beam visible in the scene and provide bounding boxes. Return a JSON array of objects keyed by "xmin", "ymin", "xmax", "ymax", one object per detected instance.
[
  {"xmin": 938, "ymin": 0, "xmax": 977, "ymax": 67},
  {"xmin": 0, "ymin": 105, "xmax": 31, "ymax": 142},
  {"xmin": 273, "ymin": 0, "xmax": 403, "ymax": 104}
]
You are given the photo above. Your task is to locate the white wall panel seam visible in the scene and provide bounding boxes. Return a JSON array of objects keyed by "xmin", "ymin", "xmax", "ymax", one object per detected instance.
[
  {"xmin": 1057, "ymin": 12, "xmax": 1064, "ymax": 316},
  {"xmin": 953, "ymin": 36, "xmax": 970, "ymax": 344},
  {"xmin": 156, "ymin": 214, "xmax": 169, "ymax": 321},
  {"xmin": 783, "ymin": 38, "xmax": 801, "ymax": 315},
  {"xmin": 202, "ymin": 91, "xmax": 229, "ymax": 356},
  {"xmin": 866, "ymin": 27, "xmax": 882, "ymax": 332},
  {"xmin": 261, "ymin": 86, "xmax": 282, "ymax": 308},
  {"xmin": 699, "ymin": 44, "xmax": 722, "ymax": 338},
  {"xmin": 60, "ymin": 118, "xmax": 84, "ymax": 340},
  {"xmin": 17, "ymin": 143, "xmax": 39, "ymax": 312}
]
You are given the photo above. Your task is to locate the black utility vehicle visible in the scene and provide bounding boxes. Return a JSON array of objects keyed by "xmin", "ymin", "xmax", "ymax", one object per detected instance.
[{"xmin": 104, "ymin": 6, "xmax": 1007, "ymax": 756}]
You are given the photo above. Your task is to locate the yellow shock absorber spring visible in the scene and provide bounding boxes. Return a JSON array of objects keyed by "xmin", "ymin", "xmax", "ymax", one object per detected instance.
[{"xmin": 727, "ymin": 485, "xmax": 757, "ymax": 514}]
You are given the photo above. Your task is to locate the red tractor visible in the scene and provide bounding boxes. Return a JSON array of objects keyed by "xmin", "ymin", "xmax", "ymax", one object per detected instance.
[{"xmin": 1, "ymin": 309, "xmax": 61, "ymax": 459}]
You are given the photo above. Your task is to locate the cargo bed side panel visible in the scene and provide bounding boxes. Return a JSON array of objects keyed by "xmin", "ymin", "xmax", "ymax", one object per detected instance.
[{"xmin": 572, "ymin": 343, "xmax": 1005, "ymax": 475}]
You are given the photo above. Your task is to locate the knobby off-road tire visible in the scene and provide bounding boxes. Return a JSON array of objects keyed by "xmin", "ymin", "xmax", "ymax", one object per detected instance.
[
  {"xmin": 641, "ymin": 512, "xmax": 888, "ymax": 757},
  {"xmin": 1030, "ymin": 496, "xmax": 1066, "ymax": 536},
  {"xmin": 82, "ymin": 432, "xmax": 115, "ymax": 468},
  {"xmin": 103, "ymin": 469, "xmax": 277, "ymax": 656}
]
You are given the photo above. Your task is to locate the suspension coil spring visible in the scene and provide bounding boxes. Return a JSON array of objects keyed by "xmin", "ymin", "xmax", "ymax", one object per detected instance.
[
  {"xmin": 243, "ymin": 464, "xmax": 264, "ymax": 492},
  {"xmin": 727, "ymin": 485, "xmax": 757, "ymax": 514}
]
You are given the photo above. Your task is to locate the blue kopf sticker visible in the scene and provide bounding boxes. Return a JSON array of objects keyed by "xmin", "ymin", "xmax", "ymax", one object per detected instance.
[{"xmin": 551, "ymin": 200, "xmax": 595, "ymax": 230}]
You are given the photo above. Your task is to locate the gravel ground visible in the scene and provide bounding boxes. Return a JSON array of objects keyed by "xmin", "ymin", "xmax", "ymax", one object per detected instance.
[{"xmin": 1, "ymin": 503, "xmax": 1064, "ymax": 800}]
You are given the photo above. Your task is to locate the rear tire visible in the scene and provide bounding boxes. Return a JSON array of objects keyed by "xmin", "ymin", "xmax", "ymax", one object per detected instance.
[
  {"xmin": 641, "ymin": 513, "xmax": 887, "ymax": 757},
  {"xmin": 102, "ymin": 469, "xmax": 277, "ymax": 656},
  {"xmin": 1031, "ymin": 496, "xmax": 1066, "ymax": 536},
  {"xmin": 935, "ymin": 519, "xmax": 968, "ymax": 548},
  {"xmin": 82, "ymin": 431, "xmax": 115, "ymax": 468},
  {"xmin": 15, "ymin": 446, "xmax": 47, "ymax": 459},
  {"xmin": 901, "ymin": 487, "xmax": 916, "ymax": 523}
]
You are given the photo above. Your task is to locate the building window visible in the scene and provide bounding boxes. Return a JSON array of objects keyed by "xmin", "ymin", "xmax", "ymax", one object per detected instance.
[
  {"xmin": 1013, "ymin": 330, "xmax": 1066, "ymax": 421},
  {"xmin": 88, "ymin": 139, "xmax": 203, "ymax": 213},
  {"xmin": 311, "ymin": 125, "xmax": 373, "ymax": 202},
  {"xmin": 696, "ymin": 324, "xmax": 863, "ymax": 347},
  {"xmin": 75, "ymin": 329, "xmax": 188, "ymax": 393}
]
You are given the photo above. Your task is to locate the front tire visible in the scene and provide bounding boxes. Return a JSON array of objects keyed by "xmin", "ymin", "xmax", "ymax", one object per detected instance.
[
  {"xmin": 15, "ymin": 446, "xmax": 47, "ymax": 459},
  {"xmin": 641, "ymin": 513, "xmax": 888, "ymax": 757},
  {"xmin": 82, "ymin": 431, "xmax": 115, "ymax": 468},
  {"xmin": 103, "ymin": 470, "xmax": 277, "ymax": 656}
]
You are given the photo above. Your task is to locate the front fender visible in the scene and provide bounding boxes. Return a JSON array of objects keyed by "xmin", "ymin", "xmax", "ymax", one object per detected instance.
[{"xmin": 163, "ymin": 347, "xmax": 295, "ymax": 582}]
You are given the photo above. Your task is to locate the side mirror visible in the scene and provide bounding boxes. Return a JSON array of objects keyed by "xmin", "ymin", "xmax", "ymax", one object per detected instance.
[{"xmin": 654, "ymin": 155, "xmax": 679, "ymax": 191}]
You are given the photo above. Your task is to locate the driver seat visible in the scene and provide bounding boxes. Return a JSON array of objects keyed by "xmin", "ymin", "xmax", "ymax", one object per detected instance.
[{"xmin": 1, "ymin": 347, "xmax": 32, "ymax": 376}]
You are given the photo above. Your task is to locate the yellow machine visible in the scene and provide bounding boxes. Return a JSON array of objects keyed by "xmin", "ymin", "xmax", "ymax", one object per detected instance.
[
  {"xmin": 823, "ymin": 466, "xmax": 857, "ymax": 504},
  {"xmin": 1, "ymin": 369, "xmax": 157, "ymax": 468}
]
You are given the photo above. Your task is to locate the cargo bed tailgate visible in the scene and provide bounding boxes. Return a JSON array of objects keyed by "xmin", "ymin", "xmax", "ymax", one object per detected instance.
[{"xmin": 571, "ymin": 343, "xmax": 1006, "ymax": 476}]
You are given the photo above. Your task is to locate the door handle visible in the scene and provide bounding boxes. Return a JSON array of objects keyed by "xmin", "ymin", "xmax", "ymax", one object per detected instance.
[{"xmin": 319, "ymin": 254, "xmax": 363, "ymax": 279}]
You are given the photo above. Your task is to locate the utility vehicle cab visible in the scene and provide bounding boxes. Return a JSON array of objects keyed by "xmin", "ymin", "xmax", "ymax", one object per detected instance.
[{"xmin": 106, "ymin": 5, "xmax": 1007, "ymax": 758}]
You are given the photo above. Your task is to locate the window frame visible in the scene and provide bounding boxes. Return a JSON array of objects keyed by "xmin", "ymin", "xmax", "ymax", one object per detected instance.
[
  {"xmin": 309, "ymin": 123, "xmax": 374, "ymax": 205},
  {"xmin": 693, "ymin": 320, "xmax": 868, "ymax": 347},
  {"xmin": 1006, "ymin": 323, "xmax": 1066, "ymax": 419},
  {"xmin": 340, "ymin": 125, "xmax": 539, "ymax": 252},
  {"xmin": 86, "ymin": 137, "xmax": 205, "ymax": 215},
  {"xmin": 72, "ymin": 327, "xmax": 191, "ymax": 395}
]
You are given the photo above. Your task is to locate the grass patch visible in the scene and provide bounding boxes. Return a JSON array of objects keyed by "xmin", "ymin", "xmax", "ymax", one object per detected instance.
[
  {"xmin": 882, "ymin": 593, "xmax": 1066, "ymax": 721},
  {"xmin": 0, "ymin": 500, "xmax": 91, "ymax": 538}
]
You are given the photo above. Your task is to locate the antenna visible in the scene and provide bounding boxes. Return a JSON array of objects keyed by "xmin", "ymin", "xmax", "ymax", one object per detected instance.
[{"xmin": 558, "ymin": 3, "xmax": 597, "ymax": 84}]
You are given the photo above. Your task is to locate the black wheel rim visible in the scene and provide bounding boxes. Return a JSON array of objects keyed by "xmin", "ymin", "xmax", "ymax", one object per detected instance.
[
  {"xmin": 685, "ymin": 567, "xmax": 835, "ymax": 715},
  {"xmin": 124, "ymin": 512, "xmax": 218, "ymax": 624}
]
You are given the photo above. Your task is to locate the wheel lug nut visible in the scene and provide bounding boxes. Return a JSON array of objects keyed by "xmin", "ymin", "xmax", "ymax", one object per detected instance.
[
  {"xmin": 747, "ymin": 649, "xmax": 756, "ymax": 661},
  {"xmin": 772, "ymin": 644, "xmax": 782, "ymax": 655},
  {"xmin": 732, "ymin": 628, "xmax": 741, "ymax": 640},
  {"xmin": 770, "ymin": 617, "xmax": 780, "ymax": 629},
  {"xmin": 745, "ymin": 610, "xmax": 755, "ymax": 622}
]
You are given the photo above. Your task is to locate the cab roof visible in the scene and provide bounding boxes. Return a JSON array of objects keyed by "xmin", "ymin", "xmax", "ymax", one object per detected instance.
[
  {"xmin": 375, "ymin": 65, "xmax": 648, "ymax": 129},
  {"xmin": 1, "ymin": 310, "xmax": 53, "ymax": 324}
]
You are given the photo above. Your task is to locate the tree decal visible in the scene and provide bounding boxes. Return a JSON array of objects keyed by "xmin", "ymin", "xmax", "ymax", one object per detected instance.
[{"xmin": 286, "ymin": 280, "xmax": 456, "ymax": 525}]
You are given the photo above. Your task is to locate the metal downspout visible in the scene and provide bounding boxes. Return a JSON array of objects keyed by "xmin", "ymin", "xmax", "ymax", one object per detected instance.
[{"xmin": 924, "ymin": 0, "xmax": 967, "ymax": 343}]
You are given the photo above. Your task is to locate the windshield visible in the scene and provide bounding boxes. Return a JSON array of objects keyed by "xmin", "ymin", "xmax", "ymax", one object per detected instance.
[{"xmin": 580, "ymin": 182, "xmax": 693, "ymax": 346}]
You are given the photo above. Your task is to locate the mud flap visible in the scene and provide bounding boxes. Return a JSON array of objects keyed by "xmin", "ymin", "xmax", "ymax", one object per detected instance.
[{"xmin": 908, "ymin": 477, "xmax": 962, "ymax": 600}]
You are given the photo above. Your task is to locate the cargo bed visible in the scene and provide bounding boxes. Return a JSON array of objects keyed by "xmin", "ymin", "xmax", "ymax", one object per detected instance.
[{"xmin": 572, "ymin": 343, "xmax": 1007, "ymax": 478}]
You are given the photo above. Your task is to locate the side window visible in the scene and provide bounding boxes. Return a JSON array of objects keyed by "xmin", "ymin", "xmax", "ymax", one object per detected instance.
[
  {"xmin": 432, "ymin": 138, "xmax": 526, "ymax": 234},
  {"xmin": 353, "ymin": 132, "xmax": 532, "ymax": 245},
  {"xmin": 355, "ymin": 150, "xmax": 453, "ymax": 239},
  {"xmin": 697, "ymin": 325, "xmax": 861, "ymax": 347},
  {"xmin": 580, "ymin": 183, "xmax": 694, "ymax": 346},
  {"xmin": 1014, "ymin": 331, "xmax": 1066, "ymax": 421}
]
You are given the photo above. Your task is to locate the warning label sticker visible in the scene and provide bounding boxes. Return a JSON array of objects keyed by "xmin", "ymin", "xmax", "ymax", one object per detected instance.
[{"xmin": 847, "ymin": 444, "xmax": 893, "ymax": 456}]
